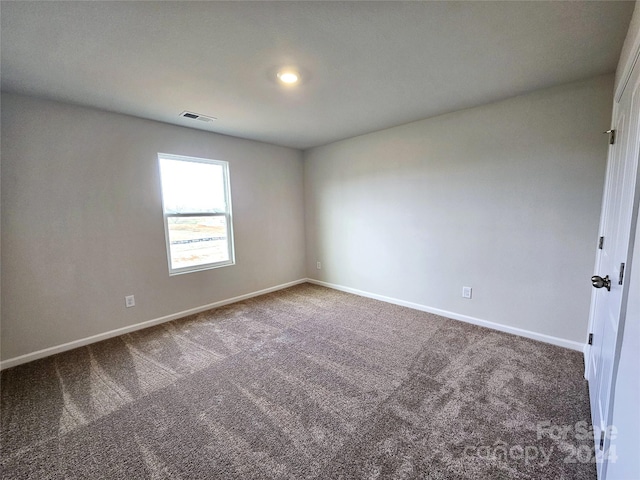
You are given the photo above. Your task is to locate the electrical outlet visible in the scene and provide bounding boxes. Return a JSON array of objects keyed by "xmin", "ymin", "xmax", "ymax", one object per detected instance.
[
  {"xmin": 462, "ymin": 287, "xmax": 472, "ymax": 299},
  {"xmin": 317, "ymin": 261, "xmax": 322, "ymax": 270},
  {"xmin": 125, "ymin": 295, "xmax": 136, "ymax": 308}
]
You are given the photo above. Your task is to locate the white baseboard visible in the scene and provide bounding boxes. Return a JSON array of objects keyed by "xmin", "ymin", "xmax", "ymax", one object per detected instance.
[
  {"xmin": 307, "ymin": 278, "xmax": 585, "ymax": 352},
  {"xmin": 0, "ymin": 279, "xmax": 307, "ymax": 370},
  {"xmin": 2, "ymin": 277, "xmax": 585, "ymax": 370}
]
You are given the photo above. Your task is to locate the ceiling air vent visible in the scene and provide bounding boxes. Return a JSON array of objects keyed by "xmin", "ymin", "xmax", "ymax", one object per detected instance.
[{"xmin": 179, "ymin": 111, "xmax": 216, "ymax": 123}]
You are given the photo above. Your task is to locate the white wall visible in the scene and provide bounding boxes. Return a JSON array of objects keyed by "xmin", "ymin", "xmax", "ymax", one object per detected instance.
[
  {"xmin": 607, "ymin": 218, "xmax": 640, "ymax": 480},
  {"xmin": 607, "ymin": 3, "xmax": 640, "ymax": 479},
  {"xmin": 1, "ymin": 93, "xmax": 306, "ymax": 362},
  {"xmin": 304, "ymin": 75, "xmax": 613, "ymax": 345}
]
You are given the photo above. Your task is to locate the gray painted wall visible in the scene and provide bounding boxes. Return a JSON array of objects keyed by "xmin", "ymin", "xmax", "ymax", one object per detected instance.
[
  {"xmin": 0, "ymin": 74, "xmax": 615, "ymax": 361},
  {"xmin": 1, "ymin": 93, "xmax": 306, "ymax": 361},
  {"xmin": 304, "ymin": 75, "xmax": 613, "ymax": 344}
]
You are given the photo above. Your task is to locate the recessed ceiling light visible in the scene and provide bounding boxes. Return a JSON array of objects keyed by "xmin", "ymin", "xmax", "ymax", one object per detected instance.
[{"xmin": 277, "ymin": 69, "xmax": 300, "ymax": 85}]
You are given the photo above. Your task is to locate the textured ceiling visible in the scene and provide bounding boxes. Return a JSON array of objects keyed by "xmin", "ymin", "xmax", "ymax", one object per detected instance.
[{"xmin": 1, "ymin": 1, "xmax": 634, "ymax": 149}]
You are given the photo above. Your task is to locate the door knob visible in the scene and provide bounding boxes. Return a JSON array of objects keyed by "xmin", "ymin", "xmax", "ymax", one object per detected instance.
[{"xmin": 591, "ymin": 275, "xmax": 611, "ymax": 291}]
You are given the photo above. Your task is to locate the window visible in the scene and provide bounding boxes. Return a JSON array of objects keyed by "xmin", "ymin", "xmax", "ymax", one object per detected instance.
[{"xmin": 158, "ymin": 153, "xmax": 234, "ymax": 275}]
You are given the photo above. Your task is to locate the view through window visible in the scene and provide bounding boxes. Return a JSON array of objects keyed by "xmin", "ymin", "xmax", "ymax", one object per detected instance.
[{"xmin": 158, "ymin": 153, "xmax": 234, "ymax": 274}]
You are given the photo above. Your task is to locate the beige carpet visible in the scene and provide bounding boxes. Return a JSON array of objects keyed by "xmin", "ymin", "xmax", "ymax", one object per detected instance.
[{"xmin": 1, "ymin": 283, "xmax": 595, "ymax": 479}]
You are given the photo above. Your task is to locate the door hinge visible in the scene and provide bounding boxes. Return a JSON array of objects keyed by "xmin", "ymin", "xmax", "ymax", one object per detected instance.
[
  {"xmin": 588, "ymin": 333, "xmax": 593, "ymax": 345},
  {"xmin": 604, "ymin": 129, "xmax": 616, "ymax": 145},
  {"xmin": 619, "ymin": 263, "xmax": 625, "ymax": 285},
  {"xmin": 599, "ymin": 431, "xmax": 605, "ymax": 450},
  {"xmin": 598, "ymin": 236, "xmax": 604, "ymax": 249}
]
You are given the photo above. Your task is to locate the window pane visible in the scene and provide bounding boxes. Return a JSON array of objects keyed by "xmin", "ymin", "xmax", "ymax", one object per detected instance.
[
  {"xmin": 167, "ymin": 216, "xmax": 229, "ymax": 270},
  {"xmin": 158, "ymin": 153, "xmax": 234, "ymax": 274},
  {"xmin": 159, "ymin": 158, "xmax": 226, "ymax": 214}
]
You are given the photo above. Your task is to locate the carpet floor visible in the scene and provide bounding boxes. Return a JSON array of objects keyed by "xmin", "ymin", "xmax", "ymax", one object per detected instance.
[{"xmin": 1, "ymin": 283, "xmax": 596, "ymax": 479}]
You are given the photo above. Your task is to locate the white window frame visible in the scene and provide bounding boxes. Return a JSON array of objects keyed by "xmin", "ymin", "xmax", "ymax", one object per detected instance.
[{"xmin": 158, "ymin": 153, "xmax": 235, "ymax": 275}]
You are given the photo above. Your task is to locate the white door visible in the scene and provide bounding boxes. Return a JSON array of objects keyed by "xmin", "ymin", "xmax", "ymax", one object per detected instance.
[{"xmin": 586, "ymin": 57, "xmax": 640, "ymax": 479}]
